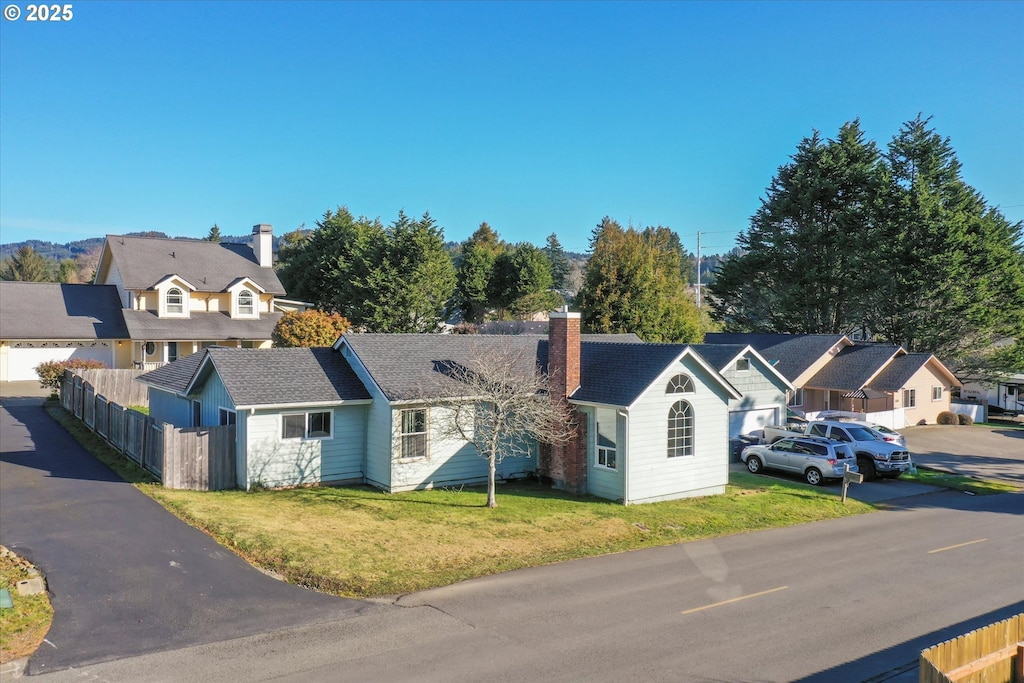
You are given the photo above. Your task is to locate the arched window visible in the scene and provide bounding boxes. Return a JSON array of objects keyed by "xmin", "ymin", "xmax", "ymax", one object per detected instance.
[
  {"xmin": 667, "ymin": 400, "xmax": 694, "ymax": 457},
  {"xmin": 666, "ymin": 374, "xmax": 694, "ymax": 394},
  {"xmin": 238, "ymin": 289, "xmax": 254, "ymax": 316},
  {"xmin": 166, "ymin": 287, "xmax": 184, "ymax": 314}
]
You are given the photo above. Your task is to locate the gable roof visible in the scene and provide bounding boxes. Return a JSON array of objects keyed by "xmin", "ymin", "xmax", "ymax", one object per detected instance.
[
  {"xmin": 804, "ymin": 343, "xmax": 904, "ymax": 391},
  {"xmin": 340, "ymin": 333, "xmax": 739, "ymax": 407},
  {"xmin": 99, "ymin": 236, "xmax": 285, "ymax": 294},
  {"xmin": 121, "ymin": 310, "xmax": 282, "ymax": 341},
  {"xmin": 703, "ymin": 333, "xmax": 850, "ymax": 382},
  {"xmin": 138, "ymin": 347, "xmax": 371, "ymax": 407},
  {"xmin": 867, "ymin": 353, "xmax": 962, "ymax": 391},
  {"xmin": 690, "ymin": 343, "xmax": 795, "ymax": 390},
  {"xmin": 0, "ymin": 282, "xmax": 129, "ymax": 340}
]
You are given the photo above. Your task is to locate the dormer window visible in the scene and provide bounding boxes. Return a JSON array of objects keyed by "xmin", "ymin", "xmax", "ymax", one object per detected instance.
[
  {"xmin": 238, "ymin": 289, "xmax": 254, "ymax": 316},
  {"xmin": 166, "ymin": 288, "xmax": 184, "ymax": 314}
]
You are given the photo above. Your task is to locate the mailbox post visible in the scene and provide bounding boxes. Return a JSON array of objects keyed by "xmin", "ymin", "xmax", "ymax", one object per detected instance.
[{"xmin": 842, "ymin": 464, "xmax": 864, "ymax": 503}]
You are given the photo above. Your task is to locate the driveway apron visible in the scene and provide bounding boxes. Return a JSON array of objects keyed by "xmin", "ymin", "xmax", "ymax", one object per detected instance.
[{"xmin": 0, "ymin": 400, "xmax": 381, "ymax": 675}]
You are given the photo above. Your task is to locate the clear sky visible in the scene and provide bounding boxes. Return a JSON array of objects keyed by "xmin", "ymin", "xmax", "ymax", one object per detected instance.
[{"xmin": 1, "ymin": 1, "xmax": 1021, "ymax": 256}]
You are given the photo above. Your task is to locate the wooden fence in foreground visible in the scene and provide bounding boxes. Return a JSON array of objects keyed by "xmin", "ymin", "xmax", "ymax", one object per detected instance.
[
  {"xmin": 61, "ymin": 370, "xmax": 235, "ymax": 490},
  {"xmin": 920, "ymin": 613, "xmax": 1024, "ymax": 683}
]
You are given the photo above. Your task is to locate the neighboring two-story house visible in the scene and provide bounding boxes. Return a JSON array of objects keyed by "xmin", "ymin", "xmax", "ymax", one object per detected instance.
[{"xmin": 94, "ymin": 225, "xmax": 285, "ymax": 369}]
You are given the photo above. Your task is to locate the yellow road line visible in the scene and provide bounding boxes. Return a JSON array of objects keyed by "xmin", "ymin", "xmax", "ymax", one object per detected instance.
[
  {"xmin": 681, "ymin": 586, "xmax": 789, "ymax": 615},
  {"xmin": 928, "ymin": 538, "xmax": 988, "ymax": 554}
]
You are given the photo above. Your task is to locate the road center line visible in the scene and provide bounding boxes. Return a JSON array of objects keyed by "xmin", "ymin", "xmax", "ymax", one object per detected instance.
[
  {"xmin": 928, "ymin": 538, "xmax": 988, "ymax": 554},
  {"xmin": 681, "ymin": 586, "xmax": 789, "ymax": 615}
]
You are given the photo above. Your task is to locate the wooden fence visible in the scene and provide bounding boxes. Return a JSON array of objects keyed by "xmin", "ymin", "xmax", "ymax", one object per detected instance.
[
  {"xmin": 61, "ymin": 370, "xmax": 235, "ymax": 491},
  {"xmin": 920, "ymin": 613, "xmax": 1024, "ymax": 683},
  {"xmin": 73, "ymin": 369, "xmax": 149, "ymax": 408}
]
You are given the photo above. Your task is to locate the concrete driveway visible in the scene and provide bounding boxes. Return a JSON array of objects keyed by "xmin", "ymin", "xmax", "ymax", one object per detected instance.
[
  {"xmin": 903, "ymin": 424, "xmax": 1024, "ymax": 484},
  {"xmin": 0, "ymin": 399, "xmax": 383, "ymax": 675}
]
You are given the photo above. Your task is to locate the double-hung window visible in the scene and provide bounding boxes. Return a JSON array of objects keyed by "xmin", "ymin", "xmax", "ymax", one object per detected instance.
[
  {"xmin": 282, "ymin": 411, "xmax": 332, "ymax": 439},
  {"xmin": 401, "ymin": 408, "xmax": 427, "ymax": 459},
  {"xmin": 595, "ymin": 415, "xmax": 617, "ymax": 470},
  {"xmin": 237, "ymin": 289, "xmax": 255, "ymax": 316},
  {"xmin": 903, "ymin": 389, "xmax": 917, "ymax": 408},
  {"xmin": 166, "ymin": 288, "xmax": 184, "ymax": 314},
  {"xmin": 931, "ymin": 386, "xmax": 943, "ymax": 401}
]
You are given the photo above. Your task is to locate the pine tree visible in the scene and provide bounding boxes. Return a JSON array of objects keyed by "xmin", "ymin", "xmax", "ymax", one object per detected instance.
[
  {"xmin": 0, "ymin": 246, "xmax": 54, "ymax": 281},
  {"xmin": 543, "ymin": 233, "xmax": 570, "ymax": 290},
  {"xmin": 206, "ymin": 224, "xmax": 222, "ymax": 242}
]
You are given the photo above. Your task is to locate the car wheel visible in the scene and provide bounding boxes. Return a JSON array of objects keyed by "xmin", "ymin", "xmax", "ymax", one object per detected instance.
[
  {"xmin": 805, "ymin": 467, "xmax": 823, "ymax": 486},
  {"xmin": 746, "ymin": 456, "xmax": 763, "ymax": 474},
  {"xmin": 859, "ymin": 457, "xmax": 877, "ymax": 481}
]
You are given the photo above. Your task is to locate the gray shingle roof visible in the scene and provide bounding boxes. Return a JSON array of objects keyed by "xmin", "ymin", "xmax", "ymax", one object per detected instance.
[
  {"xmin": 103, "ymin": 236, "xmax": 285, "ymax": 294},
  {"xmin": 703, "ymin": 333, "xmax": 848, "ymax": 381},
  {"xmin": 138, "ymin": 347, "xmax": 371, "ymax": 406},
  {"xmin": 867, "ymin": 353, "xmax": 933, "ymax": 392},
  {"xmin": 0, "ymin": 282, "xmax": 129, "ymax": 339},
  {"xmin": 121, "ymin": 310, "xmax": 282, "ymax": 341},
  {"xmin": 571, "ymin": 342, "xmax": 692, "ymax": 406},
  {"xmin": 804, "ymin": 344, "xmax": 903, "ymax": 390},
  {"xmin": 689, "ymin": 344, "xmax": 748, "ymax": 372}
]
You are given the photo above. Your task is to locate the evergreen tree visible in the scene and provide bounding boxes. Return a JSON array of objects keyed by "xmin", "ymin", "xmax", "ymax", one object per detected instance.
[
  {"xmin": 489, "ymin": 243, "xmax": 560, "ymax": 318},
  {"xmin": 543, "ymin": 233, "xmax": 570, "ymax": 290},
  {"xmin": 576, "ymin": 217, "xmax": 701, "ymax": 343},
  {"xmin": 0, "ymin": 246, "xmax": 54, "ymax": 281},
  {"xmin": 709, "ymin": 120, "xmax": 881, "ymax": 333},
  {"xmin": 455, "ymin": 222, "xmax": 504, "ymax": 323},
  {"xmin": 206, "ymin": 224, "xmax": 222, "ymax": 242}
]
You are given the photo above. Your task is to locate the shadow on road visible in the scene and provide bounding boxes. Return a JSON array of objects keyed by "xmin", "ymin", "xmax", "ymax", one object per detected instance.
[{"xmin": 795, "ymin": 600, "xmax": 1024, "ymax": 682}]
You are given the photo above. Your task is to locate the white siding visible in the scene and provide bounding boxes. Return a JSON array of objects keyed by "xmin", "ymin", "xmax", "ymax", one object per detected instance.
[
  {"xmin": 720, "ymin": 354, "xmax": 788, "ymax": 439},
  {"xmin": 587, "ymin": 406, "xmax": 625, "ymax": 501},
  {"xmin": 321, "ymin": 405, "xmax": 366, "ymax": 483},
  {"xmin": 624, "ymin": 357, "xmax": 731, "ymax": 504},
  {"xmin": 246, "ymin": 409, "xmax": 324, "ymax": 489},
  {"xmin": 339, "ymin": 343, "xmax": 392, "ymax": 489}
]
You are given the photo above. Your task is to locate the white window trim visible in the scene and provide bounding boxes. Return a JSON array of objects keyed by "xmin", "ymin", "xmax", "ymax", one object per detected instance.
[
  {"xmin": 788, "ymin": 388, "xmax": 804, "ymax": 407},
  {"xmin": 156, "ymin": 280, "xmax": 192, "ymax": 318},
  {"xmin": 399, "ymin": 408, "xmax": 428, "ymax": 460},
  {"xmin": 232, "ymin": 288, "xmax": 259, "ymax": 319},
  {"xmin": 281, "ymin": 410, "xmax": 333, "ymax": 440},
  {"xmin": 735, "ymin": 358, "xmax": 751, "ymax": 373},
  {"xmin": 594, "ymin": 419, "xmax": 617, "ymax": 471},
  {"xmin": 667, "ymin": 400, "xmax": 695, "ymax": 458},
  {"xmin": 904, "ymin": 388, "xmax": 917, "ymax": 409},
  {"xmin": 931, "ymin": 386, "xmax": 943, "ymax": 402}
]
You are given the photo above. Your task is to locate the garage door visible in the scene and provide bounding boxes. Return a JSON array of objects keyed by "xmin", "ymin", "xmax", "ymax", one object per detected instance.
[
  {"xmin": 729, "ymin": 407, "xmax": 778, "ymax": 439},
  {"xmin": 6, "ymin": 342, "xmax": 114, "ymax": 381}
]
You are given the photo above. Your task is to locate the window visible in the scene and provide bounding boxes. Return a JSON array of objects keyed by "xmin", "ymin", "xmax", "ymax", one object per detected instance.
[
  {"xmin": 667, "ymin": 400, "xmax": 694, "ymax": 457},
  {"xmin": 219, "ymin": 408, "xmax": 236, "ymax": 426},
  {"xmin": 932, "ymin": 386, "xmax": 943, "ymax": 401},
  {"xmin": 167, "ymin": 341, "xmax": 179, "ymax": 363},
  {"xmin": 809, "ymin": 424, "xmax": 828, "ymax": 438},
  {"xmin": 595, "ymin": 419, "xmax": 617, "ymax": 470},
  {"xmin": 191, "ymin": 400, "xmax": 202, "ymax": 427},
  {"xmin": 788, "ymin": 388, "xmax": 804, "ymax": 407},
  {"xmin": 903, "ymin": 389, "xmax": 917, "ymax": 408},
  {"xmin": 735, "ymin": 358, "xmax": 750, "ymax": 373},
  {"xmin": 666, "ymin": 374, "xmax": 695, "ymax": 394},
  {"xmin": 282, "ymin": 411, "xmax": 332, "ymax": 439},
  {"xmin": 238, "ymin": 289, "xmax": 255, "ymax": 316},
  {"xmin": 401, "ymin": 408, "xmax": 427, "ymax": 459},
  {"xmin": 166, "ymin": 287, "xmax": 184, "ymax": 314}
]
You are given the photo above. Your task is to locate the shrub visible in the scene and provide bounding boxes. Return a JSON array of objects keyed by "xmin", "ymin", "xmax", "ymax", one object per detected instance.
[
  {"xmin": 34, "ymin": 359, "xmax": 107, "ymax": 391},
  {"xmin": 956, "ymin": 413, "xmax": 974, "ymax": 426},
  {"xmin": 936, "ymin": 411, "xmax": 958, "ymax": 425},
  {"xmin": 272, "ymin": 310, "xmax": 351, "ymax": 347}
]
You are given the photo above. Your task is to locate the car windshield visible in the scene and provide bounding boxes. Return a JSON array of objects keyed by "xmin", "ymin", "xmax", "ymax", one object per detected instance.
[{"xmin": 848, "ymin": 426, "xmax": 880, "ymax": 441}]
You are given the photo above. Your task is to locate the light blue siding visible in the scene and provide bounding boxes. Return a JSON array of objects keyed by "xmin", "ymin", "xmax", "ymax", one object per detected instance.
[
  {"xmin": 719, "ymin": 353, "xmax": 789, "ymax": 439},
  {"xmin": 321, "ymin": 404, "xmax": 366, "ymax": 483},
  {"xmin": 587, "ymin": 406, "xmax": 624, "ymax": 501},
  {"xmin": 340, "ymin": 342, "xmax": 391, "ymax": 490},
  {"xmin": 149, "ymin": 388, "xmax": 192, "ymax": 426},
  {"xmin": 194, "ymin": 371, "xmax": 234, "ymax": 426}
]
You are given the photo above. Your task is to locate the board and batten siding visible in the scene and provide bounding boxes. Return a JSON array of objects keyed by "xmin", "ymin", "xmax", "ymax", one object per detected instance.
[
  {"xmin": 338, "ymin": 342, "xmax": 392, "ymax": 490},
  {"xmin": 624, "ymin": 357, "xmax": 731, "ymax": 504},
  {"xmin": 389, "ymin": 404, "xmax": 538, "ymax": 493},
  {"xmin": 148, "ymin": 388, "xmax": 192, "ymax": 427}
]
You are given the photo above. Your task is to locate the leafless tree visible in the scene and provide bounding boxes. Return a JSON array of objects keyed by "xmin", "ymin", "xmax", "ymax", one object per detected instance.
[{"xmin": 426, "ymin": 340, "xmax": 576, "ymax": 508}]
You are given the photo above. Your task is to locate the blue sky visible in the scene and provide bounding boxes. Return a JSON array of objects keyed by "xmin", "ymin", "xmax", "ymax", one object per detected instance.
[{"xmin": 1, "ymin": 1, "xmax": 1021, "ymax": 256}]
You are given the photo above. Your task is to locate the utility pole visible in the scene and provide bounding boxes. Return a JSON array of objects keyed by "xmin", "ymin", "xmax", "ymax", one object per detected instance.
[{"xmin": 696, "ymin": 231, "xmax": 703, "ymax": 309}]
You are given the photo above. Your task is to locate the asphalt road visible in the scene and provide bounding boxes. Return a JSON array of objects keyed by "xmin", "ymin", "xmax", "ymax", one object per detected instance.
[
  {"xmin": 904, "ymin": 424, "xmax": 1024, "ymax": 484},
  {"xmin": 0, "ymin": 399, "xmax": 381, "ymax": 675},
  {"xmin": 28, "ymin": 488, "xmax": 1024, "ymax": 682}
]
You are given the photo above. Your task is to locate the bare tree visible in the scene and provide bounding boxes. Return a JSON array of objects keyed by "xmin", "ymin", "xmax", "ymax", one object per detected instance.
[{"xmin": 426, "ymin": 340, "xmax": 576, "ymax": 508}]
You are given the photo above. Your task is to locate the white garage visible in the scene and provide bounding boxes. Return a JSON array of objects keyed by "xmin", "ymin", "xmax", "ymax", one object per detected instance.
[
  {"xmin": 728, "ymin": 407, "xmax": 779, "ymax": 439},
  {"xmin": 5, "ymin": 341, "xmax": 115, "ymax": 381}
]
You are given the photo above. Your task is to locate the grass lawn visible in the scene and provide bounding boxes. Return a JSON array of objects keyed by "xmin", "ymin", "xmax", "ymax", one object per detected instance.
[
  {"xmin": 901, "ymin": 467, "xmax": 1019, "ymax": 495},
  {"xmin": 0, "ymin": 550, "xmax": 52, "ymax": 664}
]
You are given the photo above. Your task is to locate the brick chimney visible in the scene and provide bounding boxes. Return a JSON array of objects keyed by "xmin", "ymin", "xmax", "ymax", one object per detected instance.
[
  {"xmin": 252, "ymin": 224, "xmax": 273, "ymax": 268},
  {"xmin": 548, "ymin": 306, "xmax": 581, "ymax": 398},
  {"xmin": 542, "ymin": 307, "xmax": 587, "ymax": 494}
]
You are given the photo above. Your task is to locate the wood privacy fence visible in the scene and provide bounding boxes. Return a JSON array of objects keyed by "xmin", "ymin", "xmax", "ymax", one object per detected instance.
[
  {"xmin": 61, "ymin": 370, "xmax": 236, "ymax": 491},
  {"xmin": 920, "ymin": 613, "xmax": 1024, "ymax": 683},
  {"xmin": 72, "ymin": 369, "xmax": 149, "ymax": 408}
]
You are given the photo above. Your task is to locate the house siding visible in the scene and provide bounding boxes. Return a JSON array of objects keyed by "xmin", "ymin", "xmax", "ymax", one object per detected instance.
[
  {"xmin": 149, "ymin": 387, "xmax": 192, "ymax": 426},
  {"xmin": 586, "ymin": 406, "xmax": 625, "ymax": 501},
  {"xmin": 897, "ymin": 364, "xmax": 954, "ymax": 426},
  {"xmin": 624, "ymin": 357, "xmax": 730, "ymax": 504},
  {"xmin": 339, "ymin": 342, "xmax": 392, "ymax": 489},
  {"xmin": 720, "ymin": 355, "xmax": 788, "ymax": 438}
]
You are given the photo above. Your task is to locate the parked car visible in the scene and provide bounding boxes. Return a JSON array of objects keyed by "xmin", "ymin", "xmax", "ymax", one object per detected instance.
[
  {"xmin": 759, "ymin": 420, "xmax": 912, "ymax": 480},
  {"xmin": 846, "ymin": 421, "xmax": 907, "ymax": 447},
  {"xmin": 741, "ymin": 436, "xmax": 858, "ymax": 486}
]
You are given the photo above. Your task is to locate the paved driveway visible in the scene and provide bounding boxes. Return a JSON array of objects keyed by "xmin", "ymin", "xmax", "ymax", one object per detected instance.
[
  {"xmin": 904, "ymin": 424, "xmax": 1024, "ymax": 484},
  {"xmin": 0, "ymin": 399, "xmax": 382, "ymax": 675}
]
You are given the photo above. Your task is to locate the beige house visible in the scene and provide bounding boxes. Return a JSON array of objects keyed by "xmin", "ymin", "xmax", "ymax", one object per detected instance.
[
  {"xmin": 704, "ymin": 334, "xmax": 962, "ymax": 428},
  {"xmin": 94, "ymin": 225, "xmax": 285, "ymax": 369}
]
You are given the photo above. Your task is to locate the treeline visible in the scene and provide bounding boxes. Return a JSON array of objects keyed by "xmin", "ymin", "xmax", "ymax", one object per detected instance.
[{"xmin": 708, "ymin": 115, "xmax": 1024, "ymax": 370}]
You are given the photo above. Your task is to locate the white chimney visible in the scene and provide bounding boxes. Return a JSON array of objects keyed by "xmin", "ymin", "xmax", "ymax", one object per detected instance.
[{"xmin": 252, "ymin": 224, "xmax": 273, "ymax": 268}]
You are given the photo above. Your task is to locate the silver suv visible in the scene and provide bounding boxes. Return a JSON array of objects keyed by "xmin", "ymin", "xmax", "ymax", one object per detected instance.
[{"xmin": 741, "ymin": 436, "xmax": 859, "ymax": 486}]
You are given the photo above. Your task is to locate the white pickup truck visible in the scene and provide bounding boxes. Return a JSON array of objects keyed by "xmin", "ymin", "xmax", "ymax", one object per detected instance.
[{"xmin": 760, "ymin": 420, "xmax": 912, "ymax": 480}]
